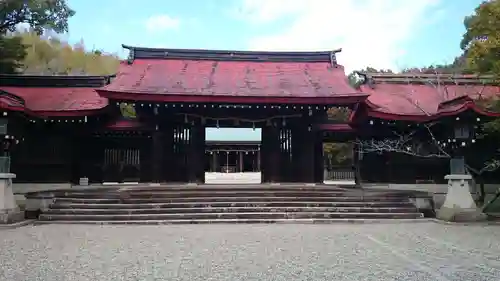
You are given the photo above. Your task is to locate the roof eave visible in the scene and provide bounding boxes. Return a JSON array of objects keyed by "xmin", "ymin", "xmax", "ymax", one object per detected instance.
[
  {"xmin": 96, "ymin": 89, "xmax": 369, "ymax": 105},
  {"xmin": 365, "ymin": 101, "xmax": 500, "ymax": 122}
]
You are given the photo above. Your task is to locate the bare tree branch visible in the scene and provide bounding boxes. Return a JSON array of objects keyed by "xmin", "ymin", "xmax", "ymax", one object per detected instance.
[{"xmin": 353, "ymin": 123, "xmax": 449, "ymax": 158}]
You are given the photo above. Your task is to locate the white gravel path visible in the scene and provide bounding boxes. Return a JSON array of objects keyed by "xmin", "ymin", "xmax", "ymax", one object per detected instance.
[{"xmin": 0, "ymin": 222, "xmax": 499, "ymax": 280}]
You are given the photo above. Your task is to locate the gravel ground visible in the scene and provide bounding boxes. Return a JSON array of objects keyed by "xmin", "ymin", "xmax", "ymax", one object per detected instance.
[{"xmin": 0, "ymin": 222, "xmax": 499, "ymax": 281}]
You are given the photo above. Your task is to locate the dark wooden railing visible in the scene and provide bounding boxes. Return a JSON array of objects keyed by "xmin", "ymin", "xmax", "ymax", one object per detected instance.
[{"xmin": 324, "ymin": 166, "xmax": 355, "ymax": 181}]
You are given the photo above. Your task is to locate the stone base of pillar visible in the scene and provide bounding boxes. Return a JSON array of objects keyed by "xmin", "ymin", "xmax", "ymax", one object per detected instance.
[
  {"xmin": 436, "ymin": 174, "xmax": 487, "ymax": 222},
  {"xmin": 0, "ymin": 173, "xmax": 24, "ymax": 224}
]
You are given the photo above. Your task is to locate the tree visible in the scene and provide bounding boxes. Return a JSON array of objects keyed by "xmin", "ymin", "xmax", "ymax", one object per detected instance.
[
  {"xmin": 14, "ymin": 31, "xmax": 120, "ymax": 75},
  {"xmin": 461, "ymin": 0, "xmax": 500, "ymax": 75},
  {"xmin": 347, "ymin": 67, "xmax": 393, "ymax": 89},
  {"xmin": 0, "ymin": 36, "xmax": 24, "ymax": 73},
  {"xmin": 401, "ymin": 58, "xmax": 470, "ymax": 74},
  {"xmin": 0, "ymin": 0, "xmax": 75, "ymax": 73},
  {"xmin": 0, "ymin": 0, "xmax": 75, "ymax": 34},
  {"xmin": 459, "ymin": 0, "xmax": 500, "ymax": 135}
]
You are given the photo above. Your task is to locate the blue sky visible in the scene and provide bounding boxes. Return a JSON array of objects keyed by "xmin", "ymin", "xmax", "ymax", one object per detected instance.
[{"xmin": 64, "ymin": 0, "xmax": 482, "ymax": 141}]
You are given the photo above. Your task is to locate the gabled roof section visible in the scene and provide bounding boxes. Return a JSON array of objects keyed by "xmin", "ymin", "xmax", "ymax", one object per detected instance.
[
  {"xmin": 0, "ymin": 74, "xmax": 112, "ymax": 116},
  {"xmin": 97, "ymin": 45, "xmax": 367, "ymax": 104},
  {"xmin": 357, "ymin": 72, "xmax": 500, "ymax": 121}
]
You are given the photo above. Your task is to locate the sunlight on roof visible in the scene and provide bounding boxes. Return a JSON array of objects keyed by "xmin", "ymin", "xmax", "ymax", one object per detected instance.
[{"xmin": 205, "ymin": 128, "xmax": 261, "ymax": 141}]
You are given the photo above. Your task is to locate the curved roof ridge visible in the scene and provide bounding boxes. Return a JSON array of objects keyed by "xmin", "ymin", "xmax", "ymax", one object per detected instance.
[
  {"xmin": 122, "ymin": 44, "xmax": 342, "ymax": 64},
  {"xmin": 0, "ymin": 74, "xmax": 115, "ymax": 88},
  {"xmin": 357, "ymin": 71, "xmax": 497, "ymax": 86}
]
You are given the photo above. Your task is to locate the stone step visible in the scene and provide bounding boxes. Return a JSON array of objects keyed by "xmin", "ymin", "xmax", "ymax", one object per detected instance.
[
  {"xmin": 116, "ymin": 186, "xmax": 352, "ymax": 192},
  {"xmin": 122, "ymin": 188, "xmax": 416, "ymax": 198},
  {"xmin": 50, "ymin": 201, "xmax": 415, "ymax": 209},
  {"xmin": 44, "ymin": 206, "xmax": 418, "ymax": 215},
  {"xmin": 34, "ymin": 218, "xmax": 431, "ymax": 225},
  {"xmin": 60, "ymin": 191, "xmax": 416, "ymax": 199},
  {"xmin": 39, "ymin": 212, "xmax": 424, "ymax": 221},
  {"xmin": 53, "ymin": 196, "xmax": 412, "ymax": 204}
]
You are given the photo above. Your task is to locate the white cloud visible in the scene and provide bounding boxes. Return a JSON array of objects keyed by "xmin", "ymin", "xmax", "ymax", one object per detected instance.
[
  {"xmin": 145, "ymin": 14, "xmax": 180, "ymax": 33},
  {"xmin": 236, "ymin": 0, "xmax": 442, "ymax": 73},
  {"xmin": 232, "ymin": 0, "xmax": 306, "ymax": 23}
]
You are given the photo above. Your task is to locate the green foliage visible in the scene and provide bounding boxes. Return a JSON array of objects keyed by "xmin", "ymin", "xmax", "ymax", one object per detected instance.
[
  {"xmin": 401, "ymin": 57, "xmax": 470, "ymax": 74},
  {"xmin": 326, "ymin": 107, "xmax": 351, "ymax": 122},
  {"xmin": 0, "ymin": 36, "xmax": 25, "ymax": 73},
  {"xmin": 0, "ymin": 0, "xmax": 75, "ymax": 73},
  {"xmin": 459, "ymin": 0, "xmax": 500, "ymax": 135},
  {"xmin": 14, "ymin": 31, "xmax": 120, "ymax": 75},
  {"xmin": 347, "ymin": 72, "xmax": 361, "ymax": 89},
  {"xmin": 461, "ymin": 0, "xmax": 500, "ymax": 75},
  {"xmin": 479, "ymin": 97, "xmax": 500, "ymax": 135},
  {"xmin": 324, "ymin": 143, "xmax": 352, "ymax": 166},
  {"xmin": 0, "ymin": 0, "xmax": 75, "ymax": 34}
]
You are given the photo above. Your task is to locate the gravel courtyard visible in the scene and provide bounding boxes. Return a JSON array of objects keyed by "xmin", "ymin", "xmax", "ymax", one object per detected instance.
[{"xmin": 0, "ymin": 223, "xmax": 499, "ymax": 281}]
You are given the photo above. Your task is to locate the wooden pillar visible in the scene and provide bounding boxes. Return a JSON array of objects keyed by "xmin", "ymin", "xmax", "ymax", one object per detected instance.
[
  {"xmin": 162, "ymin": 126, "xmax": 173, "ymax": 182},
  {"xmin": 261, "ymin": 131, "xmax": 268, "ymax": 182},
  {"xmin": 303, "ymin": 128, "xmax": 316, "ymax": 183},
  {"xmin": 139, "ymin": 137, "xmax": 151, "ymax": 183},
  {"xmin": 291, "ymin": 124, "xmax": 316, "ymax": 183},
  {"xmin": 262, "ymin": 125, "xmax": 280, "ymax": 183},
  {"xmin": 211, "ymin": 152, "xmax": 216, "ymax": 172},
  {"xmin": 353, "ymin": 142, "xmax": 361, "ymax": 186},
  {"xmin": 187, "ymin": 124, "xmax": 205, "ymax": 183},
  {"xmin": 239, "ymin": 151, "xmax": 243, "ymax": 172},
  {"xmin": 291, "ymin": 125, "xmax": 303, "ymax": 182},
  {"xmin": 70, "ymin": 133, "xmax": 81, "ymax": 184},
  {"xmin": 151, "ymin": 131, "xmax": 163, "ymax": 183},
  {"xmin": 257, "ymin": 148, "xmax": 261, "ymax": 172},
  {"xmin": 313, "ymin": 133, "xmax": 324, "ymax": 183}
]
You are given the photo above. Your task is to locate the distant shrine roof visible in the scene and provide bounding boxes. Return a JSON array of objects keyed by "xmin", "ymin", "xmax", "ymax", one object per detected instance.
[
  {"xmin": 356, "ymin": 72, "xmax": 500, "ymax": 121},
  {"xmin": 96, "ymin": 45, "xmax": 367, "ymax": 104}
]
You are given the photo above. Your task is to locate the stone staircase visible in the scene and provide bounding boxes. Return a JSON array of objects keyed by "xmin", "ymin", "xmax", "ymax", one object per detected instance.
[{"xmin": 32, "ymin": 185, "xmax": 430, "ymax": 224}]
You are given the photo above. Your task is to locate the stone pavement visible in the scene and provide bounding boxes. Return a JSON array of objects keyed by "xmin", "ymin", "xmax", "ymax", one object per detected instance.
[
  {"xmin": 204, "ymin": 172, "xmax": 262, "ymax": 184},
  {"xmin": 0, "ymin": 223, "xmax": 499, "ymax": 280}
]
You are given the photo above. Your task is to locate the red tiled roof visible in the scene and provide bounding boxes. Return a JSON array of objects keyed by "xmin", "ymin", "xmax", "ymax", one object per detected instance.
[
  {"xmin": 98, "ymin": 59, "xmax": 366, "ymax": 104},
  {"xmin": 0, "ymin": 91, "xmax": 30, "ymax": 114},
  {"xmin": 316, "ymin": 123, "xmax": 354, "ymax": 132},
  {"xmin": 0, "ymin": 86, "xmax": 108, "ymax": 116},
  {"xmin": 104, "ymin": 118, "xmax": 152, "ymax": 131},
  {"xmin": 359, "ymin": 73, "xmax": 500, "ymax": 121}
]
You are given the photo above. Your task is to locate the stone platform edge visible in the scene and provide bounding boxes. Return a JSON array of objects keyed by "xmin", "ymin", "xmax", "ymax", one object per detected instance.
[{"xmin": 0, "ymin": 219, "xmax": 36, "ymax": 230}]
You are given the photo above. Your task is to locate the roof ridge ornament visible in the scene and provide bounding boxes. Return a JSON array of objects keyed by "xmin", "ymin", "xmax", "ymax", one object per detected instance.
[
  {"xmin": 354, "ymin": 71, "xmax": 375, "ymax": 89},
  {"xmin": 330, "ymin": 51, "xmax": 338, "ymax": 68},
  {"xmin": 127, "ymin": 47, "xmax": 135, "ymax": 65}
]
